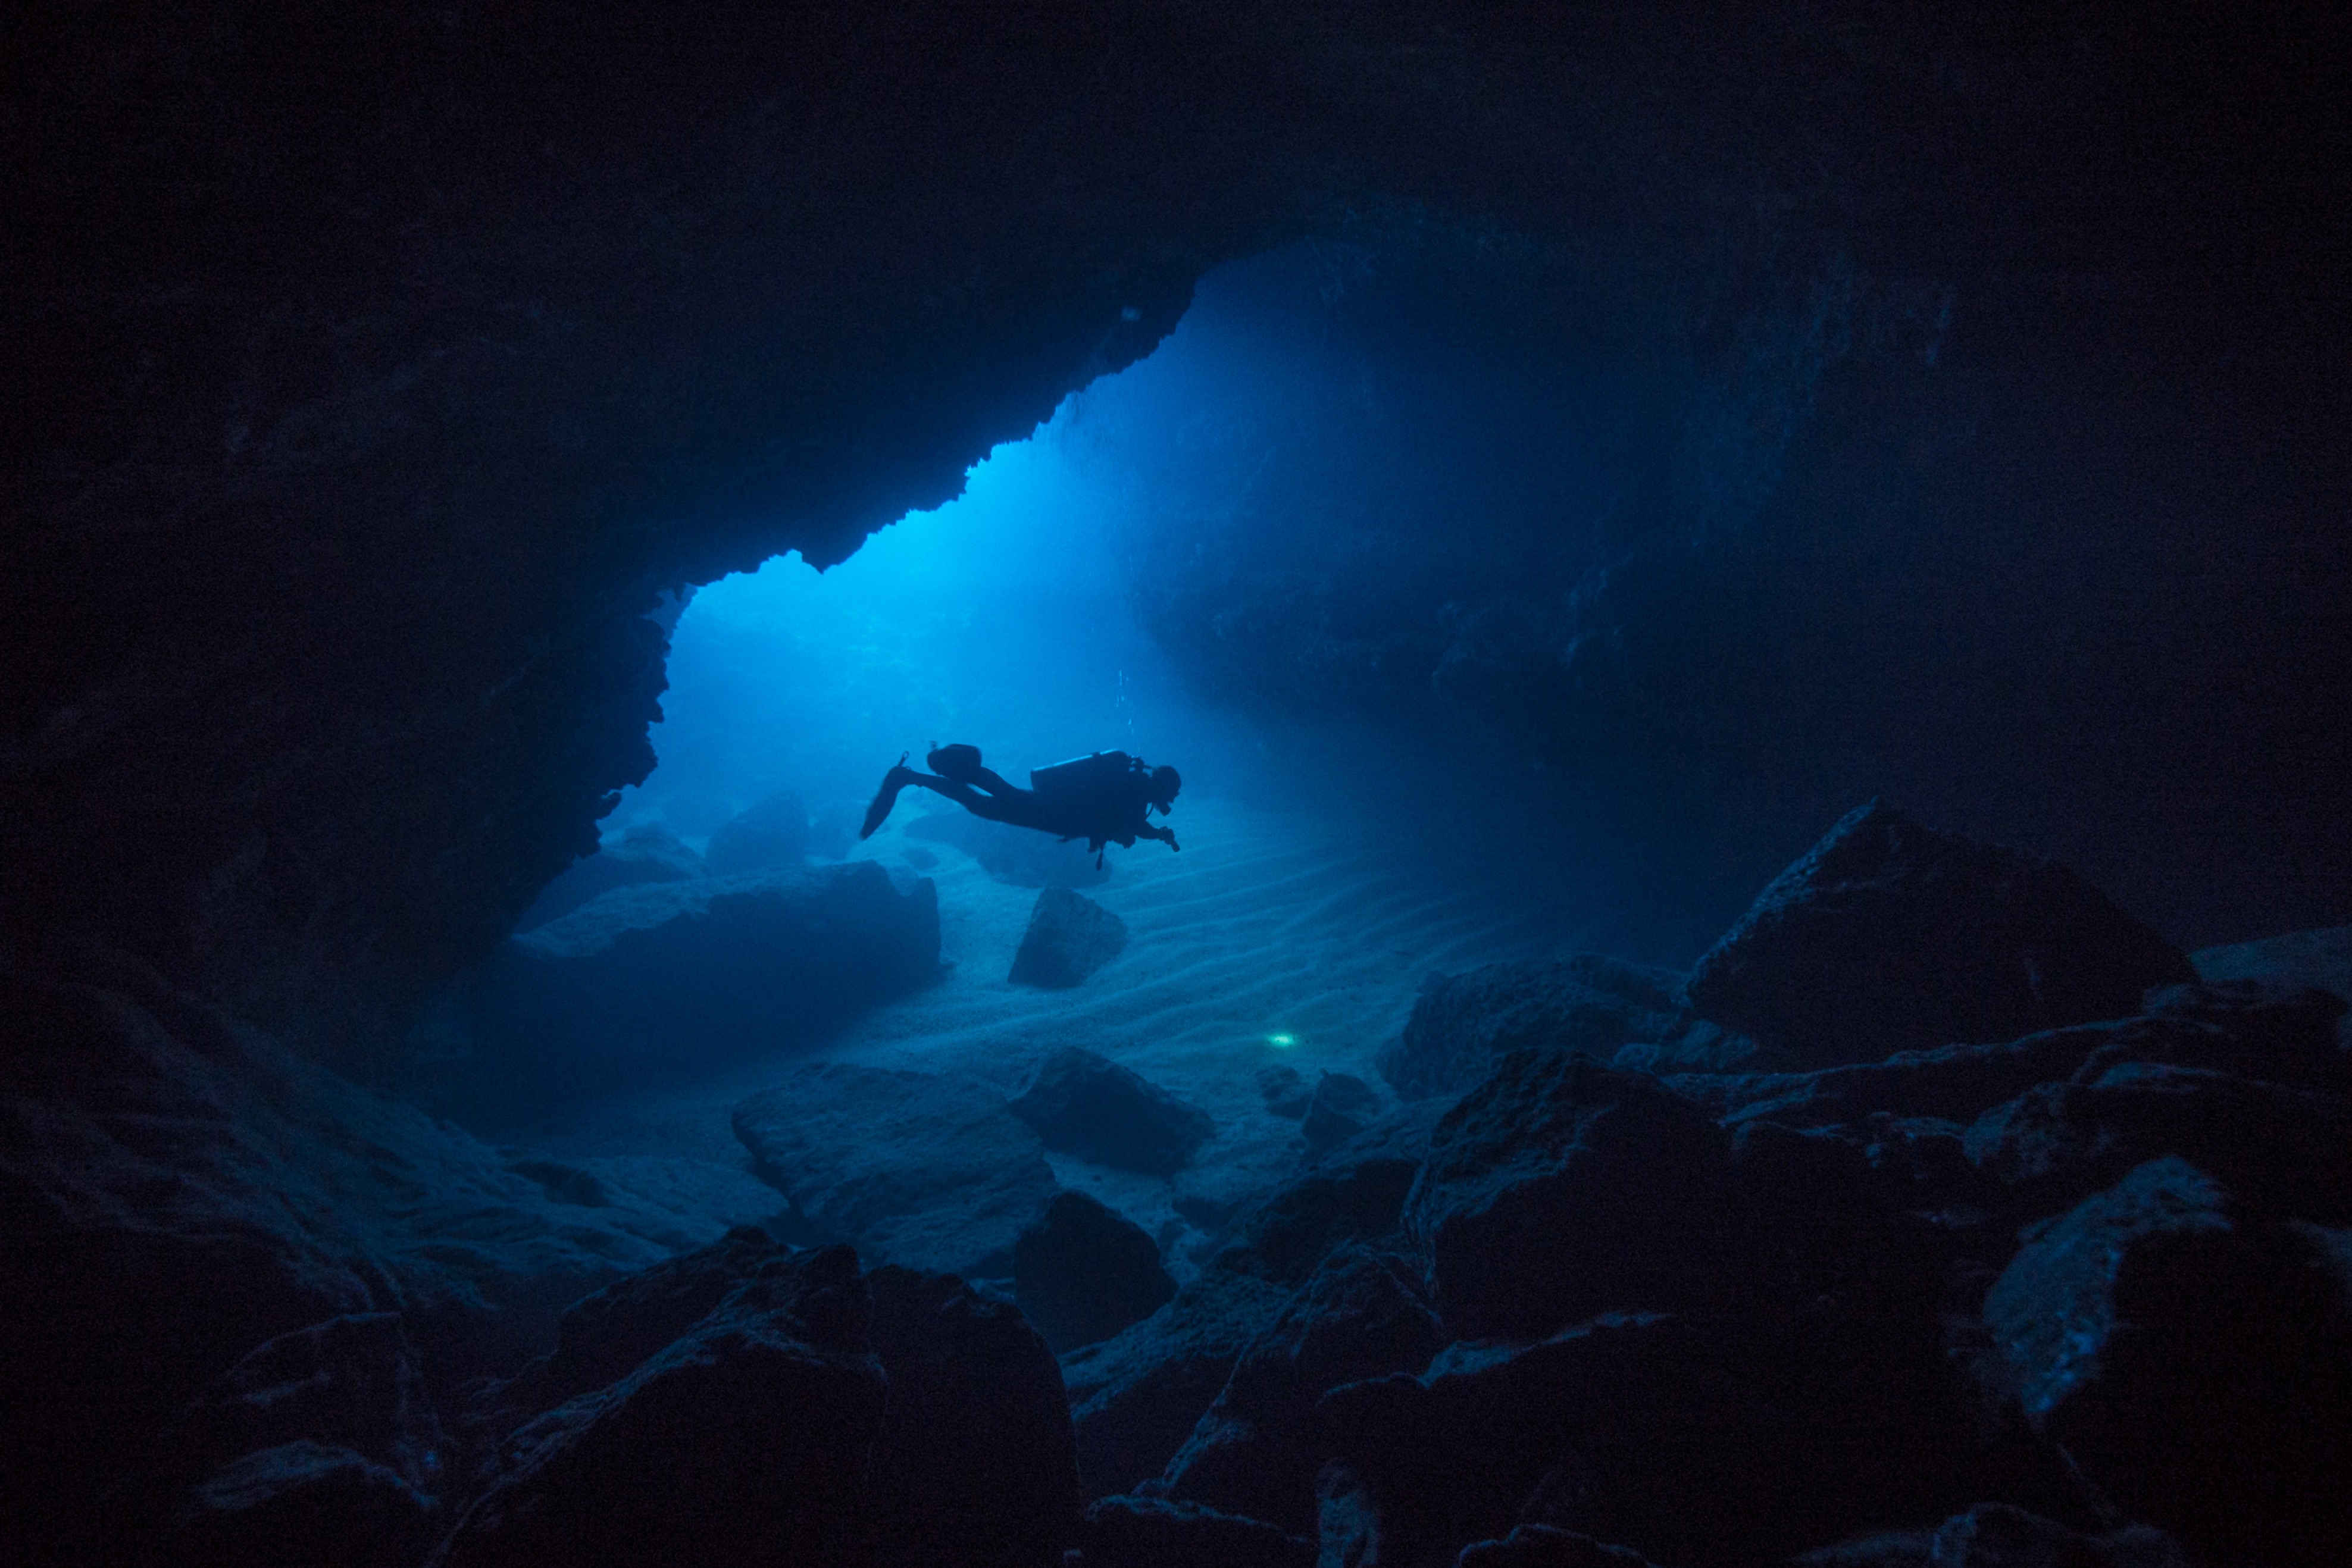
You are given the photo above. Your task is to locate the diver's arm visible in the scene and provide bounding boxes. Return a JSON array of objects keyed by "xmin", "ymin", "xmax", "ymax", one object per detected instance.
[{"xmin": 1139, "ymin": 822, "xmax": 1180, "ymax": 852}]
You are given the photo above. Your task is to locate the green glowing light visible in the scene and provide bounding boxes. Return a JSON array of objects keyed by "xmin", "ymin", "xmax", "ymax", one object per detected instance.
[{"xmin": 1266, "ymin": 1032, "xmax": 1297, "ymax": 1048}]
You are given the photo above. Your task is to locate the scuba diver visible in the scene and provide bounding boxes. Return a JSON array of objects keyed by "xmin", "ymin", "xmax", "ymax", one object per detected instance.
[{"xmin": 860, "ymin": 743, "xmax": 1181, "ymax": 860}]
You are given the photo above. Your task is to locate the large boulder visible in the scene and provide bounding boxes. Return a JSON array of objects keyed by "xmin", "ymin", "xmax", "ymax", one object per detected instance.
[
  {"xmin": 1317, "ymin": 1307, "xmax": 2018, "ymax": 1568},
  {"xmin": 733, "ymin": 1062, "xmax": 1059, "ymax": 1279},
  {"xmin": 1153, "ymin": 1246, "xmax": 1444, "ymax": 1535},
  {"xmin": 1014, "ymin": 1191, "xmax": 1179, "ymax": 1353},
  {"xmin": 0, "ymin": 963, "xmax": 736, "ymax": 1564},
  {"xmin": 864, "ymin": 1265, "xmax": 1080, "ymax": 1568},
  {"xmin": 1299, "ymin": 1071, "xmax": 1383, "ymax": 1153},
  {"xmin": 1978, "ymin": 1158, "xmax": 2352, "ymax": 1568},
  {"xmin": 1377, "ymin": 956, "xmax": 1699, "ymax": 1100},
  {"xmin": 131, "ymin": 1313, "xmax": 451, "ymax": 1567},
  {"xmin": 1684, "ymin": 801, "xmax": 2195, "ymax": 1065},
  {"xmin": 515, "ymin": 825, "xmax": 707, "ymax": 931},
  {"xmin": 704, "ymin": 793, "xmax": 812, "ymax": 875},
  {"xmin": 2191, "ymin": 923, "xmax": 2352, "ymax": 1049},
  {"xmin": 433, "ymin": 1243, "xmax": 886, "ymax": 1568},
  {"xmin": 1061, "ymin": 1272, "xmax": 1294, "ymax": 1500},
  {"xmin": 459, "ymin": 862, "xmax": 940, "ymax": 1103},
  {"xmin": 1008, "ymin": 1048, "xmax": 1214, "ymax": 1175},
  {"xmin": 1009, "ymin": 888, "xmax": 1130, "ymax": 987},
  {"xmin": 1206, "ymin": 1104, "xmax": 1441, "ymax": 1289},
  {"xmin": 1795, "ymin": 1505, "xmax": 2187, "ymax": 1568},
  {"xmin": 1075, "ymin": 1495, "xmax": 1314, "ymax": 1568},
  {"xmin": 1402, "ymin": 1053, "xmax": 1734, "ymax": 1341}
]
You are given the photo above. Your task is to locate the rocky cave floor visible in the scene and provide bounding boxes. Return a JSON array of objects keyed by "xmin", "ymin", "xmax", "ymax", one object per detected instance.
[{"xmin": 7, "ymin": 794, "xmax": 2350, "ymax": 1568}]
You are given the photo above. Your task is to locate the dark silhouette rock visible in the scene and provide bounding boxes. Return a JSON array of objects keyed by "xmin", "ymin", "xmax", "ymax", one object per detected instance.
[
  {"xmin": 1258, "ymin": 1064, "xmax": 1313, "ymax": 1119},
  {"xmin": 1319, "ymin": 1306, "xmax": 2021, "ymax": 1568},
  {"xmin": 1458, "ymin": 1525, "xmax": 1661, "ymax": 1568},
  {"xmin": 433, "ymin": 1243, "xmax": 886, "ymax": 1568},
  {"xmin": 1154, "ymin": 1246, "xmax": 1443, "ymax": 1534},
  {"xmin": 460, "ymin": 861, "xmax": 940, "ymax": 1104},
  {"xmin": 1010, "ymin": 887, "xmax": 1131, "ymax": 987},
  {"xmin": 1685, "ymin": 801, "xmax": 2196, "ymax": 1065},
  {"xmin": 1967, "ymin": 1065, "xmax": 2352, "ymax": 1222},
  {"xmin": 1377, "ymin": 956, "xmax": 1693, "ymax": 1100},
  {"xmin": 1008, "ymin": 1048, "xmax": 1215, "ymax": 1175},
  {"xmin": 1062, "ymin": 1272, "xmax": 1293, "ymax": 1499},
  {"xmin": 1402, "ymin": 1053, "xmax": 1733, "ymax": 1340},
  {"xmin": 2191, "ymin": 924, "xmax": 2352, "ymax": 1050},
  {"xmin": 0, "ymin": 965, "xmax": 732, "ymax": 1564},
  {"xmin": 1078, "ymin": 1494, "xmax": 1314, "ymax": 1567},
  {"xmin": 157, "ymin": 1441, "xmax": 440, "ymax": 1568},
  {"xmin": 1795, "ymin": 1504, "xmax": 2188, "ymax": 1568},
  {"xmin": 1978, "ymin": 1158, "xmax": 2352, "ymax": 1568},
  {"xmin": 130, "ymin": 1312, "xmax": 451, "ymax": 1567},
  {"xmin": 864, "ymin": 1265, "xmax": 1081, "ymax": 1568},
  {"xmin": 1015, "ymin": 1191, "xmax": 1179, "ymax": 1353},
  {"xmin": 515, "ymin": 825, "xmax": 706, "ymax": 931},
  {"xmin": 734, "ymin": 1063, "xmax": 1058, "ymax": 1278},
  {"xmin": 703, "ymin": 792, "xmax": 814, "ymax": 875},
  {"xmin": 1300, "ymin": 1071, "xmax": 1383, "ymax": 1152},
  {"xmin": 1208, "ymin": 1108, "xmax": 1438, "ymax": 1289}
]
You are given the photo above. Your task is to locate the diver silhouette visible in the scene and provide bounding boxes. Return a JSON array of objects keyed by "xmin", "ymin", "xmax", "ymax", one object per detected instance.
[{"xmin": 860, "ymin": 744, "xmax": 1181, "ymax": 862}]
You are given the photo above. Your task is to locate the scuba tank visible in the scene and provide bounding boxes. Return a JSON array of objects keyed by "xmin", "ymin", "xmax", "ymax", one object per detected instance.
[{"xmin": 1029, "ymin": 750, "xmax": 1139, "ymax": 797}]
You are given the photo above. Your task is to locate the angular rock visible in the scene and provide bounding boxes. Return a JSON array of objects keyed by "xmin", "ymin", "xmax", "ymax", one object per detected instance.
[
  {"xmin": 1319, "ymin": 1308, "xmax": 2017, "ymax": 1568},
  {"xmin": 1966, "ymin": 1063, "xmax": 2352, "ymax": 1222},
  {"xmin": 1378, "ymin": 956, "xmax": 1691, "ymax": 1100},
  {"xmin": 159, "ymin": 1441, "xmax": 440, "ymax": 1568},
  {"xmin": 1979, "ymin": 1158, "xmax": 2352, "ymax": 1568},
  {"xmin": 1685, "ymin": 800, "xmax": 2195, "ymax": 1065},
  {"xmin": 462, "ymin": 861, "xmax": 940, "ymax": 1103},
  {"xmin": 1077, "ymin": 1494, "xmax": 1314, "ymax": 1568},
  {"xmin": 1795, "ymin": 1504, "xmax": 2188, "ymax": 1568},
  {"xmin": 2190, "ymin": 922, "xmax": 2352, "ymax": 1037},
  {"xmin": 864, "ymin": 1265, "xmax": 1080, "ymax": 1568},
  {"xmin": 1155, "ymin": 1246, "xmax": 1443, "ymax": 1534},
  {"xmin": 514, "ymin": 824, "xmax": 706, "ymax": 931},
  {"xmin": 1402, "ymin": 1053, "xmax": 1734, "ymax": 1340},
  {"xmin": 1061, "ymin": 1272, "xmax": 1293, "ymax": 1498},
  {"xmin": 1257, "ymin": 1064, "xmax": 1313, "ymax": 1119},
  {"xmin": 433, "ymin": 1244, "xmax": 886, "ymax": 1568},
  {"xmin": 0, "ymin": 966, "xmax": 729, "ymax": 1563},
  {"xmin": 1015, "ymin": 1191, "xmax": 1179, "ymax": 1353},
  {"xmin": 1208, "ymin": 1107, "xmax": 1437, "ymax": 1289},
  {"xmin": 734, "ymin": 1063, "xmax": 1058, "ymax": 1278},
  {"xmin": 1458, "ymin": 1525, "xmax": 1661, "ymax": 1568},
  {"xmin": 1010, "ymin": 887, "xmax": 1130, "ymax": 987},
  {"xmin": 1300, "ymin": 1071, "xmax": 1382, "ymax": 1152},
  {"xmin": 1008, "ymin": 1047, "xmax": 1214, "ymax": 1175},
  {"xmin": 704, "ymin": 792, "xmax": 812, "ymax": 875}
]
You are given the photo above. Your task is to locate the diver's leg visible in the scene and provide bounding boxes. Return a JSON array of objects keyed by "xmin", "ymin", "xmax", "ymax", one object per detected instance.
[
  {"xmin": 859, "ymin": 755, "xmax": 916, "ymax": 839},
  {"xmin": 966, "ymin": 765, "xmax": 1021, "ymax": 797}
]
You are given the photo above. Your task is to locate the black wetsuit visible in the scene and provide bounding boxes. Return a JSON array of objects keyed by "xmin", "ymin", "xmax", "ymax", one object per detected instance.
[{"xmin": 861, "ymin": 747, "xmax": 1178, "ymax": 854}]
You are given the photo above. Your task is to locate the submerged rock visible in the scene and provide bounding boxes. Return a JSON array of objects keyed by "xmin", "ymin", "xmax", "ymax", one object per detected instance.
[
  {"xmin": 1795, "ymin": 1505, "xmax": 2188, "ymax": 1568},
  {"xmin": 463, "ymin": 861, "xmax": 941, "ymax": 1102},
  {"xmin": 864, "ymin": 1265, "xmax": 1080, "ymax": 1568},
  {"xmin": 1377, "ymin": 956, "xmax": 1694, "ymax": 1100},
  {"xmin": 733, "ymin": 1062, "xmax": 1058, "ymax": 1278},
  {"xmin": 1257, "ymin": 1064, "xmax": 1313, "ymax": 1119},
  {"xmin": 1685, "ymin": 800, "xmax": 2195, "ymax": 1065},
  {"xmin": 1008, "ymin": 1047, "xmax": 1214, "ymax": 1175},
  {"xmin": 514, "ymin": 825, "xmax": 706, "ymax": 931},
  {"xmin": 1299, "ymin": 1071, "xmax": 1383, "ymax": 1152},
  {"xmin": 1402, "ymin": 1053, "xmax": 1733, "ymax": 1340},
  {"xmin": 1077, "ymin": 1494, "xmax": 1314, "ymax": 1568},
  {"xmin": 1153, "ymin": 1245, "xmax": 1443, "ymax": 1535},
  {"xmin": 1977, "ymin": 1158, "xmax": 2352, "ymax": 1567},
  {"xmin": 1014, "ymin": 1191, "xmax": 1179, "ymax": 1353},
  {"xmin": 433, "ymin": 1243, "xmax": 886, "ymax": 1568},
  {"xmin": 1061, "ymin": 1272, "xmax": 1294, "ymax": 1499},
  {"xmin": 703, "ymin": 791, "xmax": 812, "ymax": 875},
  {"xmin": 1009, "ymin": 887, "xmax": 1130, "ymax": 988}
]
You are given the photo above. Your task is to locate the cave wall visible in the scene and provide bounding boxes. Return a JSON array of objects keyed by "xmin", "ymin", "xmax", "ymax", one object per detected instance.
[{"xmin": 6, "ymin": 1, "xmax": 2345, "ymax": 1065}]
